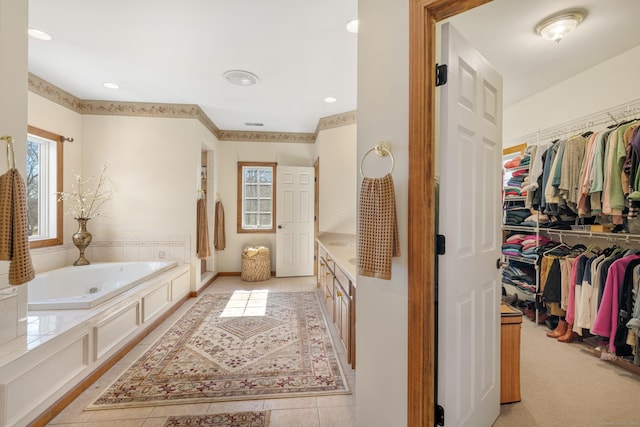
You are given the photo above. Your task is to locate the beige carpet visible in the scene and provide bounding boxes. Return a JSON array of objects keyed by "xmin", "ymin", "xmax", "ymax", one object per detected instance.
[
  {"xmin": 88, "ymin": 291, "xmax": 349, "ymax": 410},
  {"xmin": 494, "ymin": 318, "xmax": 640, "ymax": 426},
  {"xmin": 164, "ymin": 411, "xmax": 269, "ymax": 427}
]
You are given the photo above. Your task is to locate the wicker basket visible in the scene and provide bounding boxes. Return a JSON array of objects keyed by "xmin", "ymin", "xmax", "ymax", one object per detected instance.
[{"xmin": 241, "ymin": 249, "xmax": 271, "ymax": 281}]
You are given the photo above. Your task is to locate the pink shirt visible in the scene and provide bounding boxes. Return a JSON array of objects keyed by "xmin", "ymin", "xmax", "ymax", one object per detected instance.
[{"xmin": 591, "ymin": 254, "xmax": 640, "ymax": 353}]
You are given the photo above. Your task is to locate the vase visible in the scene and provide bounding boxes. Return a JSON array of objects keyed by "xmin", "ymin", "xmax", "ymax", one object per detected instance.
[{"xmin": 72, "ymin": 217, "xmax": 92, "ymax": 266}]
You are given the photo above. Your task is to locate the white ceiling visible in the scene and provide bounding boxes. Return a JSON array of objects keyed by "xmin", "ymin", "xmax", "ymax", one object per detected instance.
[{"xmin": 28, "ymin": 0, "xmax": 640, "ymax": 135}]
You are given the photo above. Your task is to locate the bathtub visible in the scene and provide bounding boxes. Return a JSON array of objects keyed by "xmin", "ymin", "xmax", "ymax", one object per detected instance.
[{"xmin": 28, "ymin": 261, "xmax": 178, "ymax": 310}]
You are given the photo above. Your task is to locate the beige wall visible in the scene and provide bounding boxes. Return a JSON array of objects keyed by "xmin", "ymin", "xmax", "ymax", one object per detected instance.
[
  {"xmin": 356, "ymin": 0, "xmax": 409, "ymax": 425},
  {"xmin": 0, "ymin": 0, "xmax": 28, "ymax": 343},
  {"xmin": 215, "ymin": 141, "xmax": 315, "ymax": 272},
  {"xmin": 316, "ymin": 123, "xmax": 357, "ymax": 235},
  {"xmin": 81, "ymin": 115, "xmax": 210, "ymax": 289},
  {"xmin": 504, "ymin": 44, "xmax": 640, "ymax": 145}
]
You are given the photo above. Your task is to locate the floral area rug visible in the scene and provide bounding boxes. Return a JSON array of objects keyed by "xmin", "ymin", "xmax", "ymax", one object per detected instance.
[
  {"xmin": 88, "ymin": 291, "xmax": 349, "ymax": 409},
  {"xmin": 163, "ymin": 411, "xmax": 270, "ymax": 427}
]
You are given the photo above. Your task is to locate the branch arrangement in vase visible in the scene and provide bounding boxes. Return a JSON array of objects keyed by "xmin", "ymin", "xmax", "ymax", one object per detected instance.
[{"xmin": 58, "ymin": 164, "xmax": 113, "ymax": 219}]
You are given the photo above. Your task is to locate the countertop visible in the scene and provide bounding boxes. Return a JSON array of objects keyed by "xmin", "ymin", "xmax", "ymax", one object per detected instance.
[{"xmin": 317, "ymin": 232, "xmax": 357, "ymax": 283}]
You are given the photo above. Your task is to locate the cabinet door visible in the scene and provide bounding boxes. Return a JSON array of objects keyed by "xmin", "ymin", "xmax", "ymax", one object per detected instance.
[
  {"xmin": 325, "ymin": 274, "xmax": 334, "ymax": 320},
  {"xmin": 339, "ymin": 290, "xmax": 350, "ymax": 352}
]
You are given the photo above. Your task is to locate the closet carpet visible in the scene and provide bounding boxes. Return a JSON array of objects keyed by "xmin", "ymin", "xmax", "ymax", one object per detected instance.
[{"xmin": 494, "ymin": 317, "xmax": 640, "ymax": 427}]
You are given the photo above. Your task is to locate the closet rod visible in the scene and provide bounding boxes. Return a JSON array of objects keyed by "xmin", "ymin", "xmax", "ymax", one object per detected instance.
[{"xmin": 507, "ymin": 97, "xmax": 640, "ymax": 147}]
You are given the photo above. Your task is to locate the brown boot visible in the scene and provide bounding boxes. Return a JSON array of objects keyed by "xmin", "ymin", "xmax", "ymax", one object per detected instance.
[
  {"xmin": 557, "ymin": 324, "xmax": 579, "ymax": 343},
  {"xmin": 546, "ymin": 319, "xmax": 567, "ymax": 338}
]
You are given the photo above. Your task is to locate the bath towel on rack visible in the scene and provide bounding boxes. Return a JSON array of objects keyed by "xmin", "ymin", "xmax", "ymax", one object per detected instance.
[
  {"xmin": 358, "ymin": 173, "xmax": 400, "ymax": 280},
  {"xmin": 0, "ymin": 168, "xmax": 35, "ymax": 285},
  {"xmin": 196, "ymin": 198, "xmax": 211, "ymax": 259},
  {"xmin": 214, "ymin": 200, "xmax": 226, "ymax": 251}
]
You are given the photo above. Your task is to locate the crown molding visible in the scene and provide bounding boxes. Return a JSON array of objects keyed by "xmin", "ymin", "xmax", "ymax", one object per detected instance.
[
  {"xmin": 28, "ymin": 73, "xmax": 355, "ymax": 144},
  {"xmin": 217, "ymin": 130, "xmax": 315, "ymax": 144},
  {"xmin": 315, "ymin": 110, "xmax": 357, "ymax": 135}
]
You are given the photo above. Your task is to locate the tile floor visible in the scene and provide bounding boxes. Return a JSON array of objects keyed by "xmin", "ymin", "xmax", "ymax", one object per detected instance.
[{"xmin": 47, "ymin": 276, "xmax": 356, "ymax": 427}]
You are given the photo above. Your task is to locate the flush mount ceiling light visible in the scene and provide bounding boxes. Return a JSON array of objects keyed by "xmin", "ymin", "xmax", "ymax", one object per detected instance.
[
  {"xmin": 324, "ymin": 96, "xmax": 337, "ymax": 103},
  {"xmin": 28, "ymin": 28, "xmax": 52, "ymax": 41},
  {"xmin": 223, "ymin": 70, "xmax": 259, "ymax": 86},
  {"xmin": 346, "ymin": 19, "xmax": 359, "ymax": 34},
  {"xmin": 535, "ymin": 9, "xmax": 586, "ymax": 43},
  {"xmin": 102, "ymin": 82, "xmax": 120, "ymax": 89}
]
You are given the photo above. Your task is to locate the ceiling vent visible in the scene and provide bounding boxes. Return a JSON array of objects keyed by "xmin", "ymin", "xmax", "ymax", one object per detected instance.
[{"xmin": 244, "ymin": 122, "xmax": 264, "ymax": 127}]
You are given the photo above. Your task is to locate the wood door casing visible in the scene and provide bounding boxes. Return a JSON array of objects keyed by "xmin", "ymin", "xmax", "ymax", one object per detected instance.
[{"xmin": 408, "ymin": 1, "xmax": 493, "ymax": 426}]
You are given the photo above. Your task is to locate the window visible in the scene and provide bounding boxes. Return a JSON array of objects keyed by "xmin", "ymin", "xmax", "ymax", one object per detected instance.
[
  {"xmin": 26, "ymin": 126, "xmax": 63, "ymax": 248},
  {"xmin": 237, "ymin": 162, "xmax": 276, "ymax": 233}
]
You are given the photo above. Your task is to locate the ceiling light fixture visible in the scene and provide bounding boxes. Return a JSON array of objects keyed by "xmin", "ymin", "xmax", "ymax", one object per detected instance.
[
  {"xmin": 102, "ymin": 82, "xmax": 120, "ymax": 89},
  {"xmin": 224, "ymin": 70, "xmax": 259, "ymax": 86},
  {"xmin": 346, "ymin": 19, "xmax": 359, "ymax": 34},
  {"xmin": 324, "ymin": 96, "xmax": 337, "ymax": 103},
  {"xmin": 535, "ymin": 9, "xmax": 586, "ymax": 43},
  {"xmin": 28, "ymin": 28, "xmax": 52, "ymax": 41}
]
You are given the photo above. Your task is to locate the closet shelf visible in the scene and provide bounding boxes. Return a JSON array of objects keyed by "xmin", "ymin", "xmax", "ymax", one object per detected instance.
[
  {"xmin": 502, "ymin": 255, "xmax": 537, "ymax": 265},
  {"xmin": 502, "ymin": 225, "xmax": 537, "ymax": 233},
  {"xmin": 542, "ymin": 228, "xmax": 640, "ymax": 243},
  {"xmin": 503, "ymin": 196, "xmax": 527, "ymax": 202},
  {"xmin": 504, "ymin": 165, "xmax": 530, "ymax": 173}
]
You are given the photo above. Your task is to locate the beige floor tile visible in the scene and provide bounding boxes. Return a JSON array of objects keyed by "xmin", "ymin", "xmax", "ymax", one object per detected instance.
[
  {"xmin": 316, "ymin": 392, "xmax": 355, "ymax": 408},
  {"xmin": 141, "ymin": 417, "xmax": 168, "ymax": 427},
  {"xmin": 45, "ymin": 277, "xmax": 357, "ymax": 427},
  {"xmin": 86, "ymin": 406, "xmax": 154, "ymax": 421},
  {"xmin": 318, "ymin": 405, "xmax": 355, "ymax": 427},
  {"xmin": 149, "ymin": 402, "xmax": 211, "ymax": 417},
  {"xmin": 269, "ymin": 407, "xmax": 320, "ymax": 427},
  {"xmin": 206, "ymin": 399, "xmax": 265, "ymax": 413},
  {"xmin": 262, "ymin": 396, "xmax": 317, "ymax": 410}
]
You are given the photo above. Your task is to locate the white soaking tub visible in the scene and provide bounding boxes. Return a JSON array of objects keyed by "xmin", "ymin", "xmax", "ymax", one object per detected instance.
[{"xmin": 28, "ymin": 261, "xmax": 177, "ymax": 310}]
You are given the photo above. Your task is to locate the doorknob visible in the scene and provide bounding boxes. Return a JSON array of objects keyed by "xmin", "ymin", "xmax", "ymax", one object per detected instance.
[{"xmin": 496, "ymin": 258, "xmax": 507, "ymax": 269}]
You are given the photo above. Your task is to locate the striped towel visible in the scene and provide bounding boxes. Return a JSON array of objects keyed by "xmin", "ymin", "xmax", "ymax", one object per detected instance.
[
  {"xmin": 357, "ymin": 173, "xmax": 400, "ymax": 280},
  {"xmin": 0, "ymin": 168, "xmax": 35, "ymax": 285}
]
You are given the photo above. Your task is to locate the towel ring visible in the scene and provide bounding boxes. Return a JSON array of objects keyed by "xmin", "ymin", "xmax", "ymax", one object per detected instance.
[
  {"xmin": 360, "ymin": 141, "xmax": 394, "ymax": 178},
  {"xmin": 1, "ymin": 135, "xmax": 15, "ymax": 170}
]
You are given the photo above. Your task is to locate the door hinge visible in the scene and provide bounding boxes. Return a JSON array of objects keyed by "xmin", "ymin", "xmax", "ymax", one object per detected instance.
[
  {"xmin": 435, "ymin": 63, "xmax": 448, "ymax": 87},
  {"xmin": 436, "ymin": 404, "xmax": 445, "ymax": 426},
  {"xmin": 436, "ymin": 234, "xmax": 446, "ymax": 255}
]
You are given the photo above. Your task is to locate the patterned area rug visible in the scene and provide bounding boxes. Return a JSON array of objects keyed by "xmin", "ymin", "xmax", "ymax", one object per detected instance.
[
  {"xmin": 88, "ymin": 291, "xmax": 349, "ymax": 409},
  {"xmin": 164, "ymin": 411, "xmax": 270, "ymax": 427}
]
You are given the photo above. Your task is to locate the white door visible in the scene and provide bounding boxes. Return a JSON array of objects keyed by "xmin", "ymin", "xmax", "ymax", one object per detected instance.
[
  {"xmin": 437, "ymin": 22, "xmax": 503, "ymax": 427},
  {"xmin": 275, "ymin": 166, "xmax": 315, "ymax": 277}
]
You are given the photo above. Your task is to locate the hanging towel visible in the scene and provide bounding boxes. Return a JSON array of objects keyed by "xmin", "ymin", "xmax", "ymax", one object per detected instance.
[
  {"xmin": 214, "ymin": 200, "xmax": 226, "ymax": 251},
  {"xmin": 196, "ymin": 198, "xmax": 211, "ymax": 259},
  {"xmin": 357, "ymin": 173, "xmax": 400, "ymax": 280},
  {"xmin": 0, "ymin": 168, "xmax": 35, "ymax": 285}
]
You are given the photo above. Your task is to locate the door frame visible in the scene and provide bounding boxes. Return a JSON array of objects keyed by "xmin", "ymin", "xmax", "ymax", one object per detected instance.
[{"xmin": 407, "ymin": 1, "xmax": 493, "ymax": 426}]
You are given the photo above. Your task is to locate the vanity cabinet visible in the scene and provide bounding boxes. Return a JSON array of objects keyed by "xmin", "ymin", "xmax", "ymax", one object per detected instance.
[{"xmin": 316, "ymin": 239, "xmax": 356, "ymax": 369}]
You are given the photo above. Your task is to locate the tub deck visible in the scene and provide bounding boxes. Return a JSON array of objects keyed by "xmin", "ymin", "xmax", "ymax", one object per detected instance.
[{"xmin": 0, "ymin": 263, "xmax": 191, "ymax": 427}]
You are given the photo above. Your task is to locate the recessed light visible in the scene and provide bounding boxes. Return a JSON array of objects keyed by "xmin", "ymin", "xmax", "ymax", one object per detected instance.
[
  {"xmin": 102, "ymin": 82, "xmax": 120, "ymax": 89},
  {"xmin": 346, "ymin": 19, "xmax": 359, "ymax": 34},
  {"xmin": 324, "ymin": 97, "xmax": 337, "ymax": 104},
  {"xmin": 28, "ymin": 28, "xmax": 52, "ymax": 41},
  {"xmin": 224, "ymin": 70, "xmax": 259, "ymax": 86}
]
